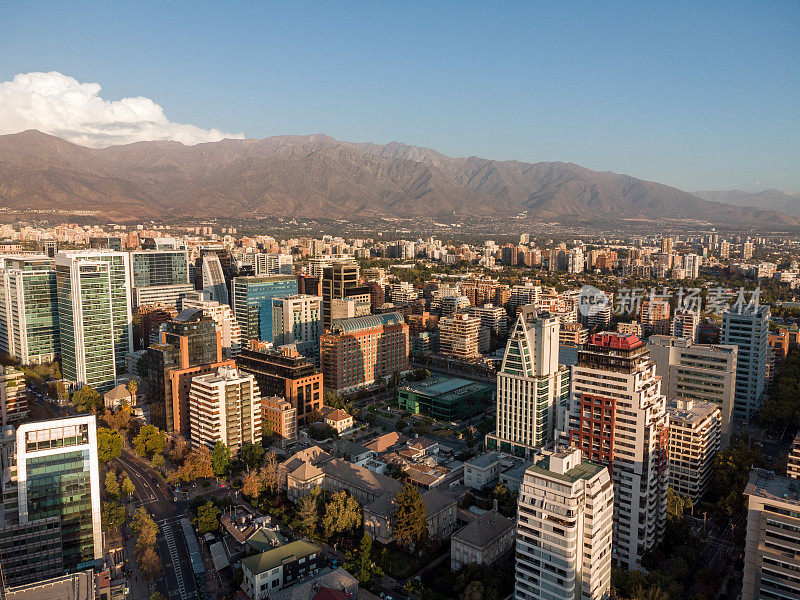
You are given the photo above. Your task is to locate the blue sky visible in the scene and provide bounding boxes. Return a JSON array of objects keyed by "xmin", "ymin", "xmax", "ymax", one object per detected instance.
[{"xmin": 2, "ymin": 1, "xmax": 799, "ymax": 192}]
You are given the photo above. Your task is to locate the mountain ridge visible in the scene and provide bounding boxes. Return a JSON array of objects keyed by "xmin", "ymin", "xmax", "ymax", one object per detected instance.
[{"xmin": 0, "ymin": 129, "xmax": 795, "ymax": 226}]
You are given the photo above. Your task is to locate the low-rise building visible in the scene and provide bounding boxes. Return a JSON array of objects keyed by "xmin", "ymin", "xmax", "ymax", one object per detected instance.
[
  {"xmin": 364, "ymin": 488, "xmax": 457, "ymax": 545},
  {"xmin": 450, "ymin": 504, "xmax": 515, "ymax": 572},
  {"xmin": 397, "ymin": 375, "xmax": 494, "ymax": 422},
  {"xmin": 464, "ymin": 452, "xmax": 505, "ymax": 489},
  {"xmin": 261, "ymin": 396, "xmax": 297, "ymax": 447},
  {"xmin": 667, "ymin": 399, "xmax": 721, "ymax": 500},
  {"xmin": 241, "ymin": 539, "xmax": 322, "ymax": 599},
  {"xmin": 321, "ymin": 407, "xmax": 354, "ymax": 434}
]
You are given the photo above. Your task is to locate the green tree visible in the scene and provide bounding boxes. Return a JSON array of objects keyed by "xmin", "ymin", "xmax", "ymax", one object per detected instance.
[
  {"xmin": 297, "ymin": 492, "xmax": 319, "ymax": 537},
  {"xmin": 239, "ymin": 441, "xmax": 265, "ymax": 471},
  {"xmin": 322, "ymin": 491, "xmax": 361, "ymax": 539},
  {"xmin": 132, "ymin": 507, "xmax": 158, "ymax": 550},
  {"xmin": 178, "ymin": 446, "xmax": 214, "ymax": 481},
  {"xmin": 72, "ymin": 385, "xmax": 103, "ymax": 413},
  {"xmin": 196, "ymin": 501, "xmax": 221, "ymax": 534},
  {"xmin": 710, "ymin": 438, "xmax": 765, "ymax": 517},
  {"xmin": 105, "ymin": 471, "xmax": 120, "ymax": 498},
  {"xmin": 121, "ymin": 475, "xmax": 136, "ymax": 499},
  {"xmin": 101, "ymin": 501, "xmax": 127, "ymax": 532},
  {"xmin": 152, "ymin": 454, "xmax": 165, "ymax": 469},
  {"xmin": 97, "ymin": 427, "xmax": 123, "ymax": 462},
  {"xmin": 393, "ymin": 484, "xmax": 428, "ymax": 550},
  {"xmin": 133, "ymin": 424, "xmax": 166, "ymax": 459},
  {"xmin": 344, "ymin": 532, "xmax": 381, "ymax": 583},
  {"xmin": 211, "ymin": 441, "xmax": 230, "ymax": 476}
]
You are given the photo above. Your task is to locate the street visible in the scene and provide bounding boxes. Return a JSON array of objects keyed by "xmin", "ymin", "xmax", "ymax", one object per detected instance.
[{"xmin": 117, "ymin": 450, "xmax": 198, "ymax": 600}]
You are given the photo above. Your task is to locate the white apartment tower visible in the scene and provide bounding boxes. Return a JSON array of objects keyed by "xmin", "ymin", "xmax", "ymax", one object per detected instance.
[
  {"xmin": 721, "ymin": 305, "xmax": 769, "ymax": 420},
  {"xmin": 189, "ymin": 365, "xmax": 262, "ymax": 453},
  {"xmin": 560, "ymin": 332, "xmax": 669, "ymax": 569},
  {"xmin": 487, "ymin": 307, "xmax": 568, "ymax": 456},
  {"xmin": 181, "ymin": 294, "xmax": 242, "ymax": 358},
  {"xmin": 647, "ymin": 335, "xmax": 736, "ymax": 447},
  {"xmin": 515, "ymin": 446, "xmax": 613, "ymax": 600},
  {"xmin": 271, "ymin": 294, "xmax": 322, "ymax": 366}
]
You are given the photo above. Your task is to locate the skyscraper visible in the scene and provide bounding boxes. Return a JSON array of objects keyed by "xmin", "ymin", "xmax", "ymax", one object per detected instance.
[
  {"xmin": 0, "ymin": 415, "xmax": 103, "ymax": 584},
  {"xmin": 55, "ymin": 251, "xmax": 133, "ymax": 391},
  {"xmin": 321, "ymin": 261, "xmax": 362, "ymax": 330},
  {"xmin": 232, "ymin": 275, "xmax": 298, "ymax": 343},
  {"xmin": 515, "ymin": 447, "xmax": 613, "ymax": 600},
  {"xmin": 560, "ymin": 332, "xmax": 669, "ymax": 569},
  {"xmin": 181, "ymin": 293, "xmax": 242, "ymax": 358},
  {"xmin": 671, "ymin": 309, "xmax": 699, "ymax": 341},
  {"xmin": 129, "ymin": 249, "xmax": 193, "ymax": 308},
  {"xmin": 271, "ymin": 294, "xmax": 322, "ymax": 366},
  {"xmin": 189, "ymin": 365, "xmax": 262, "ymax": 453},
  {"xmin": 438, "ymin": 313, "xmax": 482, "ymax": 360},
  {"xmin": 487, "ymin": 307, "xmax": 568, "ymax": 456},
  {"xmin": 721, "ymin": 305, "xmax": 769, "ymax": 420},
  {"xmin": 0, "ymin": 255, "xmax": 60, "ymax": 365},
  {"xmin": 201, "ymin": 253, "xmax": 229, "ymax": 305}
]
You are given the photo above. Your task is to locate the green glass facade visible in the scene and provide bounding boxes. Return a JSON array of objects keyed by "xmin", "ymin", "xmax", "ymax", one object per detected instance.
[
  {"xmin": 131, "ymin": 250, "xmax": 189, "ymax": 287},
  {"xmin": 397, "ymin": 375, "xmax": 494, "ymax": 422},
  {"xmin": 56, "ymin": 253, "xmax": 132, "ymax": 391},
  {"xmin": 233, "ymin": 275, "xmax": 298, "ymax": 343}
]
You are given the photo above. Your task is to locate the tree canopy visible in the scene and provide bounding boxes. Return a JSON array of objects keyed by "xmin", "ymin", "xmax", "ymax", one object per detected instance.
[
  {"xmin": 72, "ymin": 385, "xmax": 103, "ymax": 413},
  {"xmin": 101, "ymin": 501, "xmax": 127, "ymax": 532},
  {"xmin": 211, "ymin": 441, "xmax": 230, "ymax": 476},
  {"xmin": 97, "ymin": 427, "xmax": 123, "ymax": 462},
  {"xmin": 196, "ymin": 501, "xmax": 221, "ymax": 534},
  {"xmin": 392, "ymin": 484, "xmax": 429, "ymax": 550},
  {"xmin": 133, "ymin": 425, "xmax": 166, "ymax": 459},
  {"xmin": 322, "ymin": 491, "xmax": 362, "ymax": 540}
]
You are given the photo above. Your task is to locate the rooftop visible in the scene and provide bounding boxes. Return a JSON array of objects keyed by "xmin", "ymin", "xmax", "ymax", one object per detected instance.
[
  {"xmin": 452, "ymin": 509, "xmax": 514, "ymax": 548},
  {"xmin": 745, "ymin": 468, "xmax": 800, "ymax": 507},
  {"xmin": 241, "ymin": 539, "xmax": 321, "ymax": 575},
  {"xmin": 528, "ymin": 455, "xmax": 606, "ymax": 484},
  {"xmin": 667, "ymin": 399, "xmax": 720, "ymax": 424},
  {"xmin": 6, "ymin": 572, "xmax": 94, "ymax": 600}
]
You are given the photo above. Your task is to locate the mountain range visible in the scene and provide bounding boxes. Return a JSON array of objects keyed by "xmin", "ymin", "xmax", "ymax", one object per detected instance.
[
  {"xmin": 0, "ymin": 129, "xmax": 795, "ymax": 226},
  {"xmin": 693, "ymin": 189, "xmax": 800, "ymax": 218}
]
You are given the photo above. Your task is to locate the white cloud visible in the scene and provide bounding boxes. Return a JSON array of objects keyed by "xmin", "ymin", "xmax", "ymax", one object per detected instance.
[{"xmin": 0, "ymin": 71, "xmax": 244, "ymax": 148}]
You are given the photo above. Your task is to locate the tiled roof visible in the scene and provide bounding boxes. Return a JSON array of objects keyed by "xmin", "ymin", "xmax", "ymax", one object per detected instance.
[
  {"xmin": 323, "ymin": 458, "xmax": 402, "ymax": 496},
  {"xmin": 452, "ymin": 510, "xmax": 514, "ymax": 548},
  {"xmin": 241, "ymin": 539, "xmax": 320, "ymax": 575}
]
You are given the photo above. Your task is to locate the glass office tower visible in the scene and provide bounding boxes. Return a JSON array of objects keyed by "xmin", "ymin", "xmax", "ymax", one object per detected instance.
[{"xmin": 232, "ymin": 275, "xmax": 298, "ymax": 343}]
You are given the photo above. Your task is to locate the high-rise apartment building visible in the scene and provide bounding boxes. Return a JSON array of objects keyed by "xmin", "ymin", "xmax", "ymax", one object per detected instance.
[
  {"xmin": 147, "ymin": 308, "xmax": 235, "ymax": 434},
  {"xmin": 787, "ymin": 432, "xmax": 800, "ymax": 480},
  {"xmin": 661, "ymin": 237, "xmax": 674, "ymax": 254},
  {"xmin": 0, "ymin": 366, "xmax": 27, "ymax": 426},
  {"xmin": 639, "ymin": 299, "xmax": 671, "ymax": 335},
  {"xmin": 647, "ymin": 335, "xmax": 736, "ymax": 447},
  {"xmin": 0, "ymin": 416, "xmax": 102, "ymax": 585},
  {"xmin": 438, "ymin": 313, "xmax": 482, "ymax": 360},
  {"xmin": 560, "ymin": 333, "xmax": 669, "ymax": 569},
  {"xmin": 742, "ymin": 469, "xmax": 800, "ymax": 600},
  {"xmin": 237, "ymin": 345, "xmax": 323, "ymax": 425},
  {"xmin": 181, "ymin": 294, "xmax": 242, "ymax": 358},
  {"xmin": 0, "ymin": 255, "xmax": 60, "ymax": 365},
  {"xmin": 232, "ymin": 275, "xmax": 298, "ymax": 343},
  {"xmin": 253, "ymin": 253, "xmax": 293, "ymax": 276},
  {"xmin": 320, "ymin": 313, "xmax": 409, "ymax": 393},
  {"xmin": 55, "ymin": 251, "xmax": 133, "ymax": 391},
  {"xmin": 510, "ymin": 283, "xmax": 541, "ymax": 311},
  {"xmin": 671, "ymin": 309, "xmax": 700, "ymax": 341},
  {"xmin": 487, "ymin": 307, "xmax": 568, "ymax": 456},
  {"xmin": 721, "ymin": 305, "xmax": 769, "ymax": 420},
  {"xmin": 129, "ymin": 249, "xmax": 194, "ymax": 309},
  {"xmin": 515, "ymin": 447, "xmax": 613, "ymax": 600},
  {"xmin": 682, "ymin": 253, "xmax": 701, "ymax": 279},
  {"xmin": 667, "ymin": 399, "xmax": 720, "ymax": 500},
  {"xmin": 271, "ymin": 294, "xmax": 322, "ymax": 366},
  {"xmin": 742, "ymin": 241, "xmax": 754, "ymax": 260},
  {"xmin": 189, "ymin": 365, "xmax": 261, "ymax": 453},
  {"xmin": 468, "ymin": 303, "xmax": 508, "ymax": 339}
]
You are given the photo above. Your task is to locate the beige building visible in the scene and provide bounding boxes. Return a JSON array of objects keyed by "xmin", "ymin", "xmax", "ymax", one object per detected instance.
[
  {"xmin": 0, "ymin": 366, "xmax": 27, "ymax": 426},
  {"xmin": 260, "ymin": 396, "xmax": 297, "ymax": 446},
  {"xmin": 515, "ymin": 447, "xmax": 613, "ymax": 599},
  {"xmin": 321, "ymin": 407, "xmax": 354, "ymax": 434},
  {"xmin": 788, "ymin": 432, "xmax": 800, "ymax": 480},
  {"xmin": 617, "ymin": 320, "xmax": 643, "ymax": 336},
  {"xmin": 743, "ymin": 469, "xmax": 800, "ymax": 600},
  {"xmin": 450, "ymin": 506, "xmax": 515, "ymax": 572},
  {"xmin": 438, "ymin": 313, "xmax": 482, "ymax": 360},
  {"xmin": 667, "ymin": 399, "xmax": 721, "ymax": 500},
  {"xmin": 648, "ymin": 335, "xmax": 737, "ymax": 447},
  {"xmin": 188, "ymin": 365, "xmax": 262, "ymax": 453}
]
